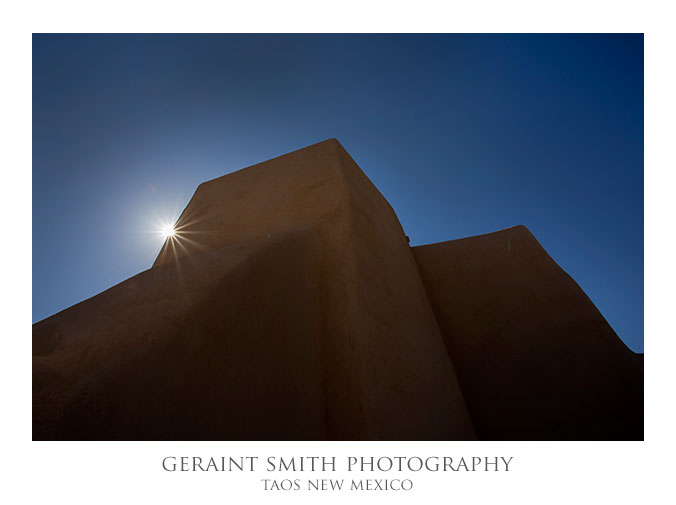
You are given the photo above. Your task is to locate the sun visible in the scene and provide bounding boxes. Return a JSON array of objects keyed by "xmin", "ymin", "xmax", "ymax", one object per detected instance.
[{"xmin": 161, "ymin": 223, "xmax": 176, "ymax": 239}]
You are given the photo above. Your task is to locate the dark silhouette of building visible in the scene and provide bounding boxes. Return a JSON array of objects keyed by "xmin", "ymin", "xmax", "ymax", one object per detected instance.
[{"xmin": 33, "ymin": 139, "xmax": 643, "ymax": 440}]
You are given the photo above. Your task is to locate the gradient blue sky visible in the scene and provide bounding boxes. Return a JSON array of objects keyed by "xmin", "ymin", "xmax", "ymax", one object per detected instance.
[{"xmin": 32, "ymin": 34, "xmax": 643, "ymax": 351}]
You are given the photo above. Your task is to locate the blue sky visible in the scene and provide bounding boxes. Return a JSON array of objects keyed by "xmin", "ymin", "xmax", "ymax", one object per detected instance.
[{"xmin": 32, "ymin": 34, "xmax": 643, "ymax": 351}]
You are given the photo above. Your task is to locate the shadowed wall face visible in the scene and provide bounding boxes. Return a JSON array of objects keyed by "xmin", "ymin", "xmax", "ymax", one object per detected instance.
[
  {"xmin": 34, "ymin": 232, "xmax": 327, "ymax": 440},
  {"xmin": 413, "ymin": 226, "xmax": 643, "ymax": 441}
]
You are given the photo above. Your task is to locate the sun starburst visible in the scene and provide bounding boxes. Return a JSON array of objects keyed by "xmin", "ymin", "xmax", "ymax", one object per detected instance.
[{"xmin": 161, "ymin": 223, "xmax": 176, "ymax": 239}]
